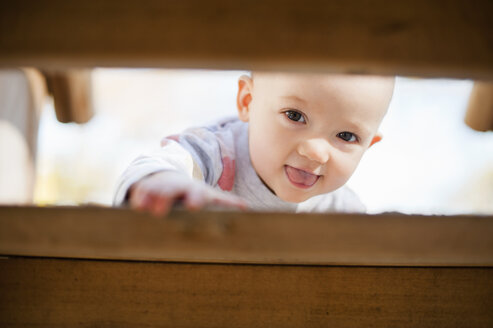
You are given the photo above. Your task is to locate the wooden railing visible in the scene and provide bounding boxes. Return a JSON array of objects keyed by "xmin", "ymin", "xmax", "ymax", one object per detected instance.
[{"xmin": 0, "ymin": 1, "xmax": 492, "ymax": 326}]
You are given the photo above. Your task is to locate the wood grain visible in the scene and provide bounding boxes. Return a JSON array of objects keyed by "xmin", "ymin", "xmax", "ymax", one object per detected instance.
[
  {"xmin": 0, "ymin": 257, "xmax": 491, "ymax": 327},
  {"xmin": 1, "ymin": 206, "xmax": 492, "ymax": 266},
  {"xmin": 0, "ymin": 0, "xmax": 492, "ymax": 79}
]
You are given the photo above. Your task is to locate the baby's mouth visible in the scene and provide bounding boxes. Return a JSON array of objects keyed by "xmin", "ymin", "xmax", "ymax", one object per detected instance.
[{"xmin": 284, "ymin": 165, "xmax": 320, "ymax": 188}]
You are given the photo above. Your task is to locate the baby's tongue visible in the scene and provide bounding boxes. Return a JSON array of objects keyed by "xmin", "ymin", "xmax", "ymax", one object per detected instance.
[{"xmin": 285, "ymin": 166, "xmax": 318, "ymax": 186}]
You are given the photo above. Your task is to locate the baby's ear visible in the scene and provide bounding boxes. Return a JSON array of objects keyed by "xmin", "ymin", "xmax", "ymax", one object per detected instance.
[
  {"xmin": 237, "ymin": 75, "xmax": 253, "ymax": 122},
  {"xmin": 369, "ymin": 133, "xmax": 382, "ymax": 147}
]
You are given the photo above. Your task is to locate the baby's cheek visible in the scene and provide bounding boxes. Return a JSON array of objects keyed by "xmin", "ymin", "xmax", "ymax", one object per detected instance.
[
  {"xmin": 249, "ymin": 143, "xmax": 276, "ymax": 187},
  {"xmin": 331, "ymin": 155, "xmax": 359, "ymax": 186}
]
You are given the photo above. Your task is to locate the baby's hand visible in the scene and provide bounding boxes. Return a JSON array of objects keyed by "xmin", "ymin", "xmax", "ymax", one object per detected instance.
[{"xmin": 129, "ymin": 170, "xmax": 247, "ymax": 216}]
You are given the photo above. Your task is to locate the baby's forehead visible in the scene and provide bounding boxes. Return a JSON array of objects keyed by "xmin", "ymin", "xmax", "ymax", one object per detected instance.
[
  {"xmin": 252, "ymin": 72, "xmax": 394, "ymax": 125},
  {"xmin": 254, "ymin": 72, "xmax": 393, "ymax": 105},
  {"xmin": 253, "ymin": 72, "xmax": 394, "ymax": 93}
]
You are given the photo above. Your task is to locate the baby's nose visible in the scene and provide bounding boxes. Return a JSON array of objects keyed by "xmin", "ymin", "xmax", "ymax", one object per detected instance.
[{"xmin": 297, "ymin": 138, "xmax": 330, "ymax": 164}]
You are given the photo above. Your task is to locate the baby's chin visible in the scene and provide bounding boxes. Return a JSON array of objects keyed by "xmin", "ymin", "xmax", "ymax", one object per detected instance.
[
  {"xmin": 275, "ymin": 189, "xmax": 314, "ymax": 204},
  {"xmin": 260, "ymin": 174, "xmax": 325, "ymax": 203}
]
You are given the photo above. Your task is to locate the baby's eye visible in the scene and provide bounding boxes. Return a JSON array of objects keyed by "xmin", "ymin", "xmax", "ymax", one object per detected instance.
[
  {"xmin": 285, "ymin": 110, "xmax": 305, "ymax": 123},
  {"xmin": 337, "ymin": 132, "xmax": 357, "ymax": 142}
]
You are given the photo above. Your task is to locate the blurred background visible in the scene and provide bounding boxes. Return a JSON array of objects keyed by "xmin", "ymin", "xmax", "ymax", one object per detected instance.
[{"xmin": 2, "ymin": 69, "xmax": 492, "ymax": 214}]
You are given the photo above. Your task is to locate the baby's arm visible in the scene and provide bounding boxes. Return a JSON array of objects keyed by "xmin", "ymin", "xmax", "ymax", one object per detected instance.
[
  {"xmin": 114, "ymin": 129, "xmax": 245, "ymax": 216},
  {"xmin": 129, "ymin": 170, "xmax": 246, "ymax": 216}
]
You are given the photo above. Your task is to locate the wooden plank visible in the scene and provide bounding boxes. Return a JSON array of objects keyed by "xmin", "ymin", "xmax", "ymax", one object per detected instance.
[
  {"xmin": 0, "ymin": 0, "xmax": 492, "ymax": 79},
  {"xmin": 0, "ymin": 257, "xmax": 491, "ymax": 327},
  {"xmin": 465, "ymin": 82, "xmax": 493, "ymax": 131},
  {"xmin": 1, "ymin": 206, "xmax": 492, "ymax": 266},
  {"xmin": 44, "ymin": 70, "xmax": 94, "ymax": 124}
]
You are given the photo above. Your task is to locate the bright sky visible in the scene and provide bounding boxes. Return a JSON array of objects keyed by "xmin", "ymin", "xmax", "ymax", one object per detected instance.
[{"xmin": 36, "ymin": 69, "xmax": 493, "ymax": 214}]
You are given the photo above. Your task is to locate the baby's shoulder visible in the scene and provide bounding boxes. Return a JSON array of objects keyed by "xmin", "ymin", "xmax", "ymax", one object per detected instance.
[
  {"xmin": 201, "ymin": 116, "xmax": 243, "ymax": 133},
  {"xmin": 187, "ymin": 116, "xmax": 246, "ymax": 145},
  {"xmin": 162, "ymin": 117, "xmax": 241, "ymax": 144}
]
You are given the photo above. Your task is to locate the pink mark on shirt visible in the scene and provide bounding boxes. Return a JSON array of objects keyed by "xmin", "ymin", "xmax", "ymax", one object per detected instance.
[
  {"xmin": 218, "ymin": 156, "xmax": 235, "ymax": 191},
  {"xmin": 161, "ymin": 134, "xmax": 180, "ymax": 146}
]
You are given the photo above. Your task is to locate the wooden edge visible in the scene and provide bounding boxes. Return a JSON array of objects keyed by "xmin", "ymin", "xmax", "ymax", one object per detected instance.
[
  {"xmin": 0, "ymin": 205, "xmax": 492, "ymax": 267},
  {"xmin": 0, "ymin": 0, "xmax": 492, "ymax": 79}
]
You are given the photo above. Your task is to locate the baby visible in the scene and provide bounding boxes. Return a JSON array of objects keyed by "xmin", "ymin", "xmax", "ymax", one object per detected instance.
[{"xmin": 114, "ymin": 72, "xmax": 394, "ymax": 216}]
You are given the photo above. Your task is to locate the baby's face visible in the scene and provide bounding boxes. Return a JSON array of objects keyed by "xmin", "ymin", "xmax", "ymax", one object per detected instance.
[{"xmin": 237, "ymin": 72, "xmax": 393, "ymax": 203}]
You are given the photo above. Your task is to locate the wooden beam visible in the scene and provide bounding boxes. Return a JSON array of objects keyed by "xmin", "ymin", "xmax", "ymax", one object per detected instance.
[
  {"xmin": 465, "ymin": 82, "xmax": 493, "ymax": 131},
  {"xmin": 0, "ymin": 0, "xmax": 492, "ymax": 79},
  {"xmin": 0, "ymin": 257, "xmax": 492, "ymax": 327},
  {"xmin": 1, "ymin": 206, "xmax": 492, "ymax": 266},
  {"xmin": 43, "ymin": 70, "xmax": 94, "ymax": 124}
]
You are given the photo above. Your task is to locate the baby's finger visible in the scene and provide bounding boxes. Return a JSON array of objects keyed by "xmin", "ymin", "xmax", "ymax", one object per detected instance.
[
  {"xmin": 130, "ymin": 188, "xmax": 150, "ymax": 211},
  {"xmin": 150, "ymin": 195, "xmax": 174, "ymax": 217},
  {"xmin": 184, "ymin": 187, "xmax": 207, "ymax": 211}
]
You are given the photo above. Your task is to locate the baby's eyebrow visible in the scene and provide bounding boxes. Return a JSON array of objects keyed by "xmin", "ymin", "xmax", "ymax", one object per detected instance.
[
  {"xmin": 281, "ymin": 95, "xmax": 306, "ymax": 104},
  {"xmin": 350, "ymin": 125, "xmax": 372, "ymax": 138},
  {"xmin": 339, "ymin": 119, "xmax": 371, "ymax": 136}
]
